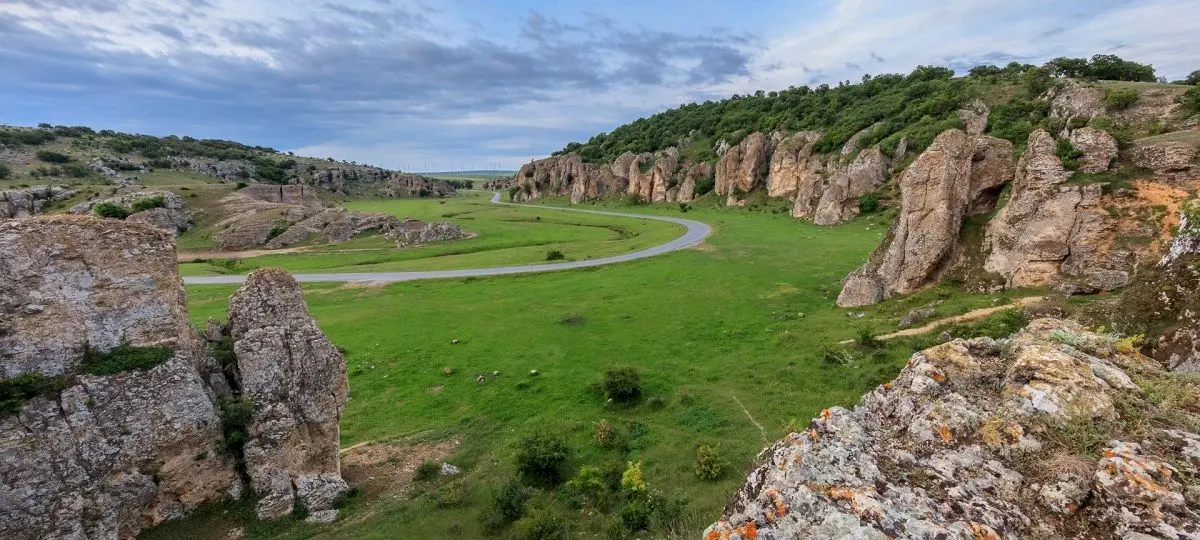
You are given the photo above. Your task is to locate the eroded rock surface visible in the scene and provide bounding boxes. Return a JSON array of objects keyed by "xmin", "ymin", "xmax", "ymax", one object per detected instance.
[
  {"xmin": 226, "ymin": 269, "xmax": 349, "ymax": 520},
  {"xmin": 769, "ymin": 131, "xmax": 823, "ymax": 201},
  {"xmin": 0, "ymin": 185, "xmax": 77, "ymax": 219},
  {"xmin": 716, "ymin": 132, "xmax": 769, "ymax": 203},
  {"xmin": 71, "ymin": 190, "xmax": 193, "ymax": 235},
  {"xmin": 707, "ymin": 318, "xmax": 1200, "ymax": 539},
  {"xmin": 1068, "ymin": 127, "xmax": 1118, "ymax": 174},
  {"xmin": 1133, "ymin": 140, "xmax": 1198, "ymax": 174},
  {"xmin": 812, "ymin": 146, "xmax": 889, "ymax": 225}
]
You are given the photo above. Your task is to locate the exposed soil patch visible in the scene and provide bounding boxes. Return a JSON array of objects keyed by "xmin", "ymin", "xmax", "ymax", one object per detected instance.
[{"xmin": 341, "ymin": 439, "xmax": 460, "ymax": 499}]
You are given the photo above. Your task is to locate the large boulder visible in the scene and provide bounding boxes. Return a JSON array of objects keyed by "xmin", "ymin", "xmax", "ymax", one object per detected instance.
[
  {"xmin": 715, "ymin": 132, "xmax": 769, "ymax": 203},
  {"xmin": 0, "ymin": 215, "xmax": 238, "ymax": 539},
  {"xmin": 71, "ymin": 190, "xmax": 192, "ymax": 235},
  {"xmin": 0, "ymin": 185, "xmax": 77, "ymax": 219},
  {"xmin": 812, "ymin": 146, "xmax": 889, "ymax": 225},
  {"xmin": 707, "ymin": 318, "xmax": 1200, "ymax": 539},
  {"xmin": 1068, "ymin": 128, "xmax": 1118, "ymax": 174},
  {"xmin": 1132, "ymin": 140, "xmax": 1197, "ymax": 173},
  {"xmin": 984, "ymin": 130, "xmax": 1128, "ymax": 292},
  {"xmin": 836, "ymin": 130, "xmax": 1014, "ymax": 306},
  {"xmin": 226, "ymin": 269, "xmax": 350, "ymax": 521},
  {"xmin": 956, "ymin": 99, "xmax": 990, "ymax": 135}
]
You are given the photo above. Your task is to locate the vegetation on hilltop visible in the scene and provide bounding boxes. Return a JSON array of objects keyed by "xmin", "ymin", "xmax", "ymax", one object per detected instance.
[{"xmin": 555, "ymin": 54, "xmax": 1170, "ymax": 165}]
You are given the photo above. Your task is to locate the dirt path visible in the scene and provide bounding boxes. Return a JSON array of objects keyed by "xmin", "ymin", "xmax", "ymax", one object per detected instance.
[
  {"xmin": 842, "ymin": 296, "xmax": 1044, "ymax": 344},
  {"xmin": 177, "ymin": 246, "xmax": 314, "ymax": 262},
  {"xmin": 730, "ymin": 393, "xmax": 767, "ymax": 444}
]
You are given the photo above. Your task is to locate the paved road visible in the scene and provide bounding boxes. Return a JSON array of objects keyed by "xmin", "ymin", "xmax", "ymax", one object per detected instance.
[{"xmin": 182, "ymin": 192, "xmax": 712, "ymax": 285}]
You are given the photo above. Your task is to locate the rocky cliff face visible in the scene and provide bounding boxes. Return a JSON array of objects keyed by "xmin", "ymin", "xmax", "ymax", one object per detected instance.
[
  {"xmin": 0, "ymin": 185, "xmax": 77, "ymax": 219},
  {"xmin": 837, "ymin": 130, "xmax": 1014, "ymax": 307},
  {"xmin": 708, "ymin": 318, "xmax": 1200, "ymax": 539},
  {"xmin": 984, "ymin": 130, "xmax": 1129, "ymax": 293},
  {"xmin": 812, "ymin": 146, "xmax": 890, "ymax": 225},
  {"xmin": 715, "ymin": 132, "xmax": 770, "ymax": 204},
  {"xmin": 226, "ymin": 269, "xmax": 349, "ymax": 522},
  {"xmin": 0, "ymin": 217, "xmax": 352, "ymax": 538},
  {"xmin": 512, "ymin": 149, "xmax": 705, "ymax": 205},
  {"xmin": 71, "ymin": 190, "xmax": 193, "ymax": 236}
]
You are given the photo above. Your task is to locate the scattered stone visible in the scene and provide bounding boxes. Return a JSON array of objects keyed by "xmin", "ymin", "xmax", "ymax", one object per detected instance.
[
  {"xmin": 441, "ymin": 463, "xmax": 461, "ymax": 476},
  {"xmin": 530, "ymin": 369, "xmax": 540, "ymax": 376},
  {"xmin": 451, "ymin": 339, "xmax": 460, "ymax": 344},
  {"xmin": 304, "ymin": 510, "xmax": 339, "ymax": 524}
]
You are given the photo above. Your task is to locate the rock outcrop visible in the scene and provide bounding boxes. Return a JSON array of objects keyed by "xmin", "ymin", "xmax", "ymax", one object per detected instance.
[
  {"xmin": 812, "ymin": 146, "xmax": 889, "ymax": 225},
  {"xmin": 512, "ymin": 150, "xmax": 704, "ymax": 205},
  {"xmin": 226, "ymin": 269, "xmax": 349, "ymax": 521},
  {"xmin": 715, "ymin": 132, "xmax": 769, "ymax": 203},
  {"xmin": 0, "ymin": 185, "xmax": 77, "ymax": 219},
  {"xmin": 956, "ymin": 99, "xmax": 990, "ymax": 135},
  {"xmin": 837, "ymin": 130, "xmax": 1014, "ymax": 307},
  {"xmin": 768, "ymin": 132, "xmax": 823, "ymax": 200},
  {"xmin": 238, "ymin": 184, "xmax": 323, "ymax": 207},
  {"xmin": 984, "ymin": 130, "xmax": 1128, "ymax": 293},
  {"xmin": 1133, "ymin": 140, "xmax": 1198, "ymax": 174},
  {"xmin": 707, "ymin": 318, "xmax": 1200, "ymax": 539},
  {"xmin": 1068, "ymin": 128, "xmax": 1118, "ymax": 174},
  {"xmin": 71, "ymin": 190, "xmax": 193, "ymax": 235},
  {"xmin": 169, "ymin": 156, "xmax": 254, "ymax": 180},
  {"xmin": 0, "ymin": 217, "xmax": 353, "ymax": 538}
]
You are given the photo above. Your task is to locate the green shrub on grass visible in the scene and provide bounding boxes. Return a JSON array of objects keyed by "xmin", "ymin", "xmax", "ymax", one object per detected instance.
[
  {"xmin": 619, "ymin": 499, "xmax": 652, "ymax": 532},
  {"xmin": 415, "ymin": 461, "xmax": 441, "ymax": 482},
  {"xmin": 0, "ymin": 161, "xmax": 11, "ymax": 179},
  {"xmin": 1104, "ymin": 89, "xmax": 1139, "ymax": 111},
  {"xmin": 131, "ymin": 195, "xmax": 166, "ymax": 213},
  {"xmin": 1055, "ymin": 139, "xmax": 1085, "ymax": 171},
  {"xmin": 93, "ymin": 202, "xmax": 131, "ymax": 219},
  {"xmin": 515, "ymin": 433, "xmax": 571, "ymax": 484},
  {"xmin": 694, "ymin": 444, "xmax": 725, "ymax": 481},
  {"xmin": 513, "ymin": 507, "xmax": 567, "ymax": 540},
  {"xmin": 858, "ymin": 192, "xmax": 880, "ymax": 213},
  {"xmin": 489, "ymin": 480, "xmax": 532, "ymax": 524},
  {"xmin": 35, "ymin": 150, "xmax": 71, "ymax": 164},
  {"xmin": 83, "ymin": 345, "xmax": 173, "ymax": 375},
  {"xmin": 601, "ymin": 366, "xmax": 641, "ymax": 402},
  {"xmin": 545, "ymin": 249, "xmax": 565, "ymax": 261}
]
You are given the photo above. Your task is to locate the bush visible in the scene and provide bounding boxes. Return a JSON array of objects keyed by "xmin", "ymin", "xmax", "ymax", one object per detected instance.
[
  {"xmin": 819, "ymin": 344, "xmax": 856, "ymax": 365},
  {"xmin": 266, "ymin": 225, "xmax": 287, "ymax": 240},
  {"xmin": 415, "ymin": 461, "xmax": 441, "ymax": 482},
  {"xmin": 855, "ymin": 326, "xmax": 881, "ymax": 348},
  {"xmin": 1, "ymin": 373, "xmax": 69, "ymax": 417},
  {"xmin": 601, "ymin": 366, "xmax": 641, "ymax": 402},
  {"xmin": 35, "ymin": 150, "xmax": 71, "ymax": 164},
  {"xmin": 1179, "ymin": 86, "xmax": 1200, "ymax": 115},
  {"xmin": 431, "ymin": 481, "xmax": 472, "ymax": 508},
  {"xmin": 513, "ymin": 507, "xmax": 566, "ymax": 540},
  {"xmin": 0, "ymin": 161, "xmax": 12, "ymax": 179},
  {"xmin": 1104, "ymin": 89, "xmax": 1140, "ymax": 111},
  {"xmin": 545, "ymin": 249, "xmax": 565, "ymax": 261},
  {"xmin": 619, "ymin": 500, "xmax": 652, "ymax": 532},
  {"xmin": 219, "ymin": 396, "xmax": 254, "ymax": 455},
  {"xmin": 515, "ymin": 433, "xmax": 571, "ymax": 484},
  {"xmin": 82, "ymin": 345, "xmax": 173, "ymax": 375},
  {"xmin": 619, "ymin": 460, "xmax": 646, "ymax": 494},
  {"xmin": 93, "ymin": 203, "xmax": 131, "ymax": 219},
  {"xmin": 858, "ymin": 191, "xmax": 880, "ymax": 213},
  {"xmin": 593, "ymin": 419, "xmax": 618, "ymax": 447},
  {"xmin": 694, "ymin": 444, "xmax": 725, "ymax": 480},
  {"xmin": 490, "ymin": 480, "xmax": 532, "ymax": 522},
  {"xmin": 131, "ymin": 195, "xmax": 165, "ymax": 213},
  {"xmin": 1055, "ymin": 138, "xmax": 1084, "ymax": 171}
]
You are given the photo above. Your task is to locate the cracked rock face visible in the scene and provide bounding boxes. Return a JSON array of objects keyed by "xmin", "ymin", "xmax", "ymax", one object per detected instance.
[
  {"xmin": 706, "ymin": 318, "xmax": 1200, "ymax": 539},
  {"xmin": 715, "ymin": 132, "xmax": 770, "ymax": 203},
  {"xmin": 0, "ymin": 185, "xmax": 78, "ymax": 219},
  {"xmin": 812, "ymin": 146, "xmax": 889, "ymax": 226},
  {"xmin": 984, "ymin": 130, "xmax": 1128, "ymax": 293},
  {"xmin": 227, "ymin": 269, "xmax": 349, "ymax": 521}
]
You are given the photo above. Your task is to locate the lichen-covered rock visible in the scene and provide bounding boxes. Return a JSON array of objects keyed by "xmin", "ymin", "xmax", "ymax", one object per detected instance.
[
  {"xmin": 956, "ymin": 99, "xmax": 990, "ymax": 135},
  {"xmin": 715, "ymin": 132, "xmax": 769, "ymax": 203},
  {"xmin": 226, "ymin": 269, "xmax": 350, "ymax": 521},
  {"xmin": 836, "ymin": 130, "xmax": 1014, "ymax": 307},
  {"xmin": 1133, "ymin": 141, "xmax": 1197, "ymax": 173},
  {"xmin": 387, "ymin": 219, "xmax": 468, "ymax": 247},
  {"xmin": 0, "ymin": 216, "xmax": 191, "ymax": 379},
  {"xmin": 812, "ymin": 146, "xmax": 889, "ymax": 225},
  {"xmin": 768, "ymin": 131, "xmax": 823, "ymax": 200},
  {"xmin": 984, "ymin": 130, "xmax": 1128, "ymax": 292},
  {"xmin": 1068, "ymin": 128, "xmax": 1118, "ymax": 174},
  {"xmin": 512, "ymin": 154, "xmax": 627, "ymax": 204},
  {"xmin": 706, "ymin": 318, "xmax": 1200, "ymax": 539},
  {"xmin": 71, "ymin": 190, "xmax": 193, "ymax": 235},
  {"xmin": 168, "ymin": 156, "xmax": 254, "ymax": 180},
  {"xmin": 0, "ymin": 185, "xmax": 77, "ymax": 219}
]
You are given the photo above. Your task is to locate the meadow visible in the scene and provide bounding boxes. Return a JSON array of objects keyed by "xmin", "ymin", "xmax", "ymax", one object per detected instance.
[{"xmin": 158, "ymin": 196, "xmax": 1033, "ymax": 539}]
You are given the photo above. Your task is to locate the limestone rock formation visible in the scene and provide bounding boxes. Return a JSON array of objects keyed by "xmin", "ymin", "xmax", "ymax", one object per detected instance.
[
  {"xmin": 812, "ymin": 146, "xmax": 889, "ymax": 225},
  {"xmin": 1133, "ymin": 140, "xmax": 1198, "ymax": 173},
  {"xmin": 169, "ymin": 156, "xmax": 254, "ymax": 180},
  {"xmin": 0, "ymin": 216, "xmax": 237, "ymax": 538},
  {"xmin": 0, "ymin": 185, "xmax": 77, "ymax": 219},
  {"xmin": 984, "ymin": 130, "xmax": 1128, "ymax": 293},
  {"xmin": 707, "ymin": 318, "xmax": 1200, "ymax": 539},
  {"xmin": 1047, "ymin": 79, "xmax": 1105, "ymax": 123},
  {"xmin": 715, "ymin": 132, "xmax": 769, "ymax": 203},
  {"xmin": 71, "ymin": 190, "xmax": 193, "ymax": 235},
  {"xmin": 768, "ymin": 131, "xmax": 823, "ymax": 200},
  {"xmin": 226, "ymin": 269, "xmax": 350, "ymax": 521},
  {"xmin": 387, "ymin": 219, "xmax": 468, "ymax": 247},
  {"xmin": 837, "ymin": 130, "xmax": 1014, "ymax": 307},
  {"xmin": 238, "ymin": 184, "xmax": 323, "ymax": 207},
  {"xmin": 1068, "ymin": 128, "xmax": 1118, "ymax": 174},
  {"xmin": 0, "ymin": 216, "xmax": 191, "ymax": 378},
  {"xmin": 956, "ymin": 99, "xmax": 990, "ymax": 135},
  {"xmin": 514, "ymin": 154, "xmax": 626, "ymax": 204}
]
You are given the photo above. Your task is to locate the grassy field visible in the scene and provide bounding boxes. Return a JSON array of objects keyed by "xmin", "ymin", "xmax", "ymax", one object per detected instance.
[
  {"xmin": 154, "ymin": 197, "xmax": 1035, "ymax": 540},
  {"xmin": 178, "ymin": 191, "xmax": 684, "ymax": 276}
]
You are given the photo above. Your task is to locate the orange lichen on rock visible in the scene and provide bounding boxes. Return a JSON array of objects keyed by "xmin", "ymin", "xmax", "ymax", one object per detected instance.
[
  {"xmin": 765, "ymin": 488, "xmax": 789, "ymax": 518},
  {"xmin": 936, "ymin": 423, "xmax": 953, "ymax": 443},
  {"xmin": 969, "ymin": 522, "xmax": 1000, "ymax": 540},
  {"xmin": 829, "ymin": 486, "xmax": 885, "ymax": 521}
]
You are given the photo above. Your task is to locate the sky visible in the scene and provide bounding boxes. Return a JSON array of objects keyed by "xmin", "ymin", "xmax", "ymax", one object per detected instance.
[{"xmin": 2, "ymin": 0, "xmax": 1199, "ymax": 172}]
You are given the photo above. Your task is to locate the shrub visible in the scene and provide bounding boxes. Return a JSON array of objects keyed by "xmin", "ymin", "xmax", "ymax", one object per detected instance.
[
  {"xmin": 855, "ymin": 326, "xmax": 881, "ymax": 348},
  {"xmin": 93, "ymin": 203, "xmax": 131, "ymax": 219},
  {"xmin": 858, "ymin": 191, "xmax": 880, "ymax": 213},
  {"xmin": 60, "ymin": 163, "xmax": 90, "ymax": 178},
  {"xmin": 619, "ymin": 500, "xmax": 652, "ymax": 532},
  {"xmin": 266, "ymin": 225, "xmax": 287, "ymax": 240},
  {"xmin": 219, "ymin": 397, "xmax": 254, "ymax": 455},
  {"xmin": 646, "ymin": 395, "xmax": 666, "ymax": 410},
  {"xmin": 694, "ymin": 444, "xmax": 725, "ymax": 480},
  {"xmin": 35, "ymin": 150, "xmax": 71, "ymax": 164},
  {"xmin": 601, "ymin": 366, "xmax": 641, "ymax": 402},
  {"xmin": 515, "ymin": 433, "xmax": 571, "ymax": 484},
  {"xmin": 1104, "ymin": 89, "xmax": 1140, "ymax": 111},
  {"xmin": 1, "ymin": 373, "xmax": 69, "ymax": 417},
  {"xmin": 82, "ymin": 345, "xmax": 173, "ymax": 375},
  {"xmin": 619, "ymin": 460, "xmax": 646, "ymax": 494},
  {"xmin": 563, "ymin": 465, "xmax": 610, "ymax": 506},
  {"xmin": 415, "ymin": 461, "xmax": 441, "ymax": 482},
  {"xmin": 513, "ymin": 507, "xmax": 566, "ymax": 540},
  {"xmin": 593, "ymin": 419, "xmax": 617, "ymax": 447},
  {"xmin": 131, "ymin": 195, "xmax": 165, "ymax": 213},
  {"xmin": 1179, "ymin": 86, "xmax": 1200, "ymax": 115},
  {"xmin": 432, "ymin": 481, "xmax": 472, "ymax": 508},
  {"xmin": 1055, "ymin": 138, "xmax": 1084, "ymax": 171},
  {"xmin": 0, "ymin": 161, "xmax": 9, "ymax": 179},
  {"xmin": 235, "ymin": 181, "xmax": 249, "ymax": 190},
  {"xmin": 545, "ymin": 249, "xmax": 565, "ymax": 261},
  {"xmin": 819, "ymin": 344, "xmax": 856, "ymax": 365},
  {"xmin": 490, "ymin": 480, "xmax": 532, "ymax": 522}
]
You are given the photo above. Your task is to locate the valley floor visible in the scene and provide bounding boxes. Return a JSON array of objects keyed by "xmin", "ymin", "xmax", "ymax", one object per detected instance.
[{"xmin": 168, "ymin": 197, "xmax": 1038, "ymax": 539}]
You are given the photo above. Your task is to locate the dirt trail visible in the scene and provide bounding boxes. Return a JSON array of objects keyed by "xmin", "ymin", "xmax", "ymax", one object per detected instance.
[{"xmin": 842, "ymin": 296, "xmax": 1044, "ymax": 344}]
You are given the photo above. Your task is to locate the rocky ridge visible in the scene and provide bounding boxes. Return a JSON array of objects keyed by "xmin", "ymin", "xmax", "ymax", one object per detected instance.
[
  {"xmin": 707, "ymin": 318, "xmax": 1200, "ymax": 539},
  {"xmin": 0, "ymin": 216, "xmax": 350, "ymax": 538},
  {"xmin": 0, "ymin": 185, "xmax": 77, "ymax": 219},
  {"xmin": 70, "ymin": 190, "xmax": 194, "ymax": 236}
]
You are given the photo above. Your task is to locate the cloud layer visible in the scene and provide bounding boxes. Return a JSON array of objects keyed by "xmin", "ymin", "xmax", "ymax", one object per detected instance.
[{"xmin": 2, "ymin": 0, "xmax": 1198, "ymax": 170}]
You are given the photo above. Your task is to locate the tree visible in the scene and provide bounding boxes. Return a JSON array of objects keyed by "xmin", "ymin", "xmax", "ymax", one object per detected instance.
[
  {"xmin": 1085, "ymin": 54, "xmax": 1156, "ymax": 82},
  {"xmin": 0, "ymin": 161, "xmax": 10, "ymax": 179},
  {"xmin": 1183, "ymin": 70, "xmax": 1200, "ymax": 86}
]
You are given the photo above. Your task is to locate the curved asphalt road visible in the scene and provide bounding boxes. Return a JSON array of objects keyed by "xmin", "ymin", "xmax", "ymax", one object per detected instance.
[{"xmin": 182, "ymin": 192, "xmax": 712, "ymax": 285}]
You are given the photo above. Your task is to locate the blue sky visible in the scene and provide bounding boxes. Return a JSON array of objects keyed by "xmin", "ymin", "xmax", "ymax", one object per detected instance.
[{"xmin": 2, "ymin": 0, "xmax": 1198, "ymax": 172}]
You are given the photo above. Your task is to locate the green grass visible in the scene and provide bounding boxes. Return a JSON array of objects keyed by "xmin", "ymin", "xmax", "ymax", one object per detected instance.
[
  {"xmin": 177, "ymin": 191, "xmax": 684, "ymax": 276},
  {"xmin": 170, "ymin": 199, "xmax": 1033, "ymax": 539}
]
